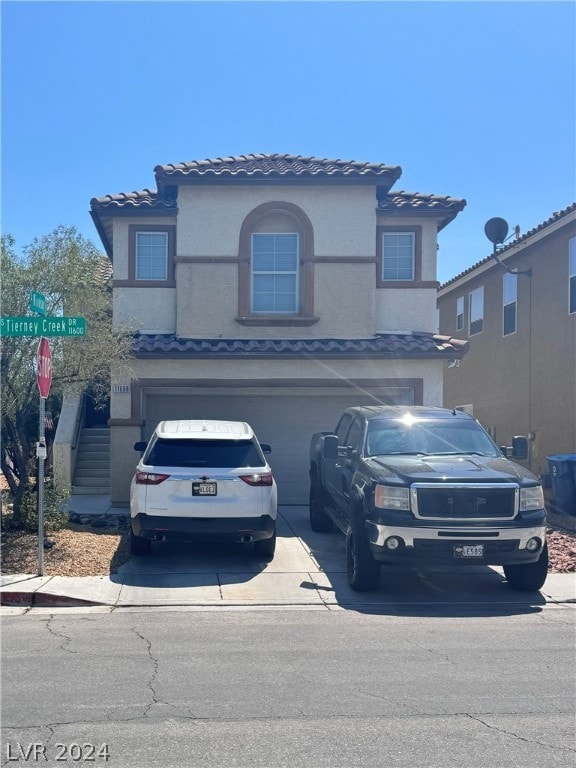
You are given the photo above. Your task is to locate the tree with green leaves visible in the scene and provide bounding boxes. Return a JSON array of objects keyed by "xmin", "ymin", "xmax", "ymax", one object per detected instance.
[{"xmin": 1, "ymin": 226, "xmax": 133, "ymax": 524}]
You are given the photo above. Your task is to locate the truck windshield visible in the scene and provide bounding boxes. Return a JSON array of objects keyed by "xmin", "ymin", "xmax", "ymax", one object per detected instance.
[{"xmin": 365, "ymin": 418, "xmax": 500, "ymax": 458}]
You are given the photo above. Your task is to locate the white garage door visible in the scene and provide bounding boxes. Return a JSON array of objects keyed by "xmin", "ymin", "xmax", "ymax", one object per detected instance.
[{"xmin": 144, "ymin": 389, "xmax": 413, "ymax": 504}]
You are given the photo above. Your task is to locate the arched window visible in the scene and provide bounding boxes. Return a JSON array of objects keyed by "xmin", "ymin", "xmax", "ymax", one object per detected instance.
[{"xmin": 237, "ymin": 202, "xmax": 318, "ymax": 326}]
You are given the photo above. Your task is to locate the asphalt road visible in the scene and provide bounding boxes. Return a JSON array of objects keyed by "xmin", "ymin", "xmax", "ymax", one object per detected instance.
[{"xmin": 2, "ymin": 604, "xmax": 575, "ymax": 768}]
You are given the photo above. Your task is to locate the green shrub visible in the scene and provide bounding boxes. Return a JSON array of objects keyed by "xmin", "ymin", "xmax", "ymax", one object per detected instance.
[{"xmin": 18, "ymin": 482, "xmax": 70, "ymax": 532}]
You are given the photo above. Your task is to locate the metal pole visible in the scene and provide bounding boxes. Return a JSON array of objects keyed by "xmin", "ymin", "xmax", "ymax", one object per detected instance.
[{"xmin": 38, "ymin": 395, "xmax": 45, "ymax": 576}]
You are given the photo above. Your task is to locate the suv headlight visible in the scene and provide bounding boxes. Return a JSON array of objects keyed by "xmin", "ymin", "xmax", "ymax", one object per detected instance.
[
  {"xmin": 519, "ymin": 486, "xmax": 544, "ymax": 512},
  {"xmin": 375, "ymin": 485, "xmax": 411, "ymax": 511}
]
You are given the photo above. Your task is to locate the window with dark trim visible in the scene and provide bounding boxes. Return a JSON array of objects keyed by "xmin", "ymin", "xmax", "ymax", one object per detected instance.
[
  {"xmin": 126, "ymin": 224, "xmax": 176, "ymax": 287},
  {"xmin": 251, "ymin": 233, "xmax": 299, "ymax": 313},
  {"xmin": 237, "ymin": 202, "xmax": 318, "ymax": 326},
  {"xmin": 376, "ymin": 225, "xmax": 435, "ymax": 288},
  {"xmin": 570, "ymin": 237, "xmax": 576, "ymax": 314},
  {"xmin": 456, "ymin": 296, "xmax": 464, "ymax": 331},
  {"xmin": 469, "ymin": 286, "xmax": 484, "ymax": 336},
  {"xmin": 503, "ymin": 272, "xmax": 517, "ymax": 336}
]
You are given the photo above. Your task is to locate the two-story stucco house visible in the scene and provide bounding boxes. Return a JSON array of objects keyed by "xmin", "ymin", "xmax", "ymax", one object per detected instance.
[{"xmin": 89, "ymin": 153, "xmax": 468, "ymax": 504}]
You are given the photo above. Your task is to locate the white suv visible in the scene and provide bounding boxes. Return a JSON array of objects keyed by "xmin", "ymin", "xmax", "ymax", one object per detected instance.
[{"xmin": 130, "ymin": 420, "xmax": 278, "ymax": 557}]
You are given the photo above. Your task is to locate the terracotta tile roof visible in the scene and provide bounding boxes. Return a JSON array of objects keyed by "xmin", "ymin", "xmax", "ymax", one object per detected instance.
[
  {"xmin": 440, "ymin": 202, "xmax": 576, "ymax": 289},
  {"xmin": 90, "ymin": 188, "xmax": 177, "ymax": 212},
  {"xmin": 378, "ymin": 191, "xmax": 467, "ymax": 230},
  {"xmin": 154, "ymin": 153, "xmax": 402, "ymax": 184},
  {"xmin": 132, "ymin": 333, "xmax": 468, "ymax": 360}
]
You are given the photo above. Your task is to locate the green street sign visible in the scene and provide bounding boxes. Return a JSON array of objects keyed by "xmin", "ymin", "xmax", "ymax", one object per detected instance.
[
  {"xmin": 0, "ymin": 316, "xmax": 87, "ymax": 337},
  {"xmin": 29, "ymin": 291, "xmax": 46, "ymax": 316}
]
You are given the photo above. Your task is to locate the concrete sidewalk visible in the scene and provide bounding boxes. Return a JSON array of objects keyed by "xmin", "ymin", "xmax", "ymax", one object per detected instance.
[{"xmin": 1, "ymin": 502, "xmax": 575, "ymax": 610}]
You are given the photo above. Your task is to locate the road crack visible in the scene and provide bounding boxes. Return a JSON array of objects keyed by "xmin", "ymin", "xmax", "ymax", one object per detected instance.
[
  {"xmin": 43, "ymin": 615, "xmax": 77, "ymax": 654},
  {"xmin": 464, "ymin": 713, "xmax": 576, "ymax": 754}
]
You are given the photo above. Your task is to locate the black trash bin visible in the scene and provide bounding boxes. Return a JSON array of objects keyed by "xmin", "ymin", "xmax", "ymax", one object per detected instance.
[{"xmin": 546, "ymin": 454, "xmax": 576, "ymax": 516}]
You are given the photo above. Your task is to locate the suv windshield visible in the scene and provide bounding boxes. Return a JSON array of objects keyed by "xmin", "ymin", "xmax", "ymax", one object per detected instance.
[
  {"xmin": 145, "ymin": 438, "xmax": 264, "ymax": 468},
  {"xmin": 365, "ymin": 418, "xmax": 500, "ymax": 458}
]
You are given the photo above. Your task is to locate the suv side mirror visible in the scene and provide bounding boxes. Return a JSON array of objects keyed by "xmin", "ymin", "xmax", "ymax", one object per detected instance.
[
  {"xmin": 323, "ymin": 435, "xmax": 338, "ymax": 460},
  {"xmin": 260, "ymin": 443, "xmax": 271, "ymax": 454},
  {"xmin": 134, "ymin": 441, "xmax": 147, "ymax": 452},
  {"xmin": 511, "ymin": 436, "xmax": 529, "ymax": 460}
]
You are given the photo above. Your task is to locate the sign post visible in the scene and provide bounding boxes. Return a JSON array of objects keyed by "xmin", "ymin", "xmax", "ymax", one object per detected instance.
[{"xmin": 36, "ymin": 337, "xmax": 52, "ymax": 576}]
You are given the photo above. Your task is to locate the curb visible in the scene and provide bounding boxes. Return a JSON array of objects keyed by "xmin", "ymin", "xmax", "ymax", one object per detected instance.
[{"xmin": 0, "ymin": 591, "xmax": 105, "ymax": 608}]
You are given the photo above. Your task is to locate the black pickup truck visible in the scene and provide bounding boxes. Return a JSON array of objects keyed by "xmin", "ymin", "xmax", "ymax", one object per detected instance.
[{"xmin": 309, "ymin": 406, "xmax": 547, "ymax": 592}]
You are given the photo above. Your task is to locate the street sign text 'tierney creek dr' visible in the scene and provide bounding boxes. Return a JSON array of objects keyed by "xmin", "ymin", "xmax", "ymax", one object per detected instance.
[{"xmin": 0, "ymin": 316, "xmax": 87, "ymax": 337}]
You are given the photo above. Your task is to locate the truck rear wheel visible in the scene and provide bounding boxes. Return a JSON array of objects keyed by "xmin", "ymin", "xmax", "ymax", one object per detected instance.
[
  {"xmin": 346, "ymin": 523, "xmax": 380, "ymax": 591},
  {"xmin": 309, "ymin": 484, "xmax": 333, "ymax": 532},
  {"xmin": 503, "ymin": 542, "xmax": 548, "ymax": 591}
]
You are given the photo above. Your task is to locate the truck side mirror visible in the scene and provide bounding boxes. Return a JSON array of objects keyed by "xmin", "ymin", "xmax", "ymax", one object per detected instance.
[
  {"xmin": 323, "ymin": 435, "xmax": 339, "ymax": 460},
  {"xmin": 511, "ymin": 436, "xmax": 529, "ymax": 460},
  {"xmin": 134, "ymin": 441, "xmax": 147, "ymax": 452}
]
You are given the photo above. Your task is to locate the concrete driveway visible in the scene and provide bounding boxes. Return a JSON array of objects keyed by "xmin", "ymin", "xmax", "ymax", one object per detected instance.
[{"xmin": 2, "ymin": 506, "xmax": 574, "ymax": 610}]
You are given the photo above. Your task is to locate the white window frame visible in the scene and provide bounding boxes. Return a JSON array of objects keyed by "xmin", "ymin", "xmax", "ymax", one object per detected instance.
[
  {"xmin": 135, "ymin": 231, "xmax": 168, "ymax": 281},
  {"xmin": 251, "ymin": 232, "xmax": 299, "ymax": 314},
  {"xmin": 456, "ymin": 296, "xmax": 464, "ymax": 331},
  {"xmin": 469, "ymin": 286, "xmax": 484, "ymax": 336},
  {"xmin": 570, "ymin": 237, "xmax": 576, "ymax": 315},
  {"xmin": 381, "ymin": 232, "xmax": 415, "ymax": 281},
  {"xmin": 503, "ymin": 272, "xmax": 517, "ymax": 336}
]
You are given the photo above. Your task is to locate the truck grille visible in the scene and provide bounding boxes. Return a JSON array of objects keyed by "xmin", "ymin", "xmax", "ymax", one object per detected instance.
[{"xmin": 411, "ymin": 483, "xmax": 518, "ymax": 521}]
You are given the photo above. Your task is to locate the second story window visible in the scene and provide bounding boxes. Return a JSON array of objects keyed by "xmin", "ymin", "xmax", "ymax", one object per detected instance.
[
  {"xmin": 136, "ymin": 232, "xmax": 168, "ymax": 280},
  {"xmin": 125, "ymin": 224, "xmax": 176, "ymax": 287},
  {"xmin": 251, "ymin": 233, "xmax": 299, "ymax": 313},
  {"xmin": 381, "ymin": 232, "xmax": 415, "ymax": 281},
  {"xmin": 469, "ymin": 286, "xmax": 484, "ymax": 335},
  {"xmin": 570, "ymin": 237, "xmax": 576, "ymax": 314},
  {"xmin": 503, "ymin": 272, "xmax": 517, "ymax": 335},
  {"xmin": 456, "ymin": 296, "xmax": 464, "ymax": 331}
]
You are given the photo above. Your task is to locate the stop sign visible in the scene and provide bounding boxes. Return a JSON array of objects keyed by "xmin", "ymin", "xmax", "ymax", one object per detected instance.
[{"xmin": 37, "ymin": 337, "xmax": 52, "ymax": 398}]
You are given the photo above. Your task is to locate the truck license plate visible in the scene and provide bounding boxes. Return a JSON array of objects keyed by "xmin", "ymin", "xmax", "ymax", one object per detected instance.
[
  {"xmin": 192, "ymin": 482, "xmax": 217, "ymax": 496},
  {"xmin": 454, "ymin": 543, "xmax": 484, "ymax": 558}
]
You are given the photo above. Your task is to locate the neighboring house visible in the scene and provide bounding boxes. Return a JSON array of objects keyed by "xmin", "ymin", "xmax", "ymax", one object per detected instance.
[
  {"xmin": 437, "ymin": 203, "xmax": 576, "ymax": 480},
  {"xmin": 90, "ymin": 153, "xmax": 467, "ymax": 504}
]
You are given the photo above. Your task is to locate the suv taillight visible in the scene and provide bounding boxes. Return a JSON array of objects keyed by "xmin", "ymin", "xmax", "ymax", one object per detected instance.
[
  {"xmin": 239, "ymin": 473, "xmax": 274, "ymax": 487},
  {"xmin": 136, "ymin": 471, "xmax": 170, "ymax": 485}
]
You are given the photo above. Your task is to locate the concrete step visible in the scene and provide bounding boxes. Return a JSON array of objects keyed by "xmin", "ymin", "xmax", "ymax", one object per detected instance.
[
  {"xmin": 72, "ymin": 485, "xmax": 111, "ymax": 495},
  {"xmin": 73, "ymin": 477, "xmax": 110, "ymax": 488},
  {"xmin": 74, "ymin": 463, "xmax": 110, "ymax": 479},
  {"xmin": 73, "ymin": 428, "xmax": 111, "ymax": 491}
]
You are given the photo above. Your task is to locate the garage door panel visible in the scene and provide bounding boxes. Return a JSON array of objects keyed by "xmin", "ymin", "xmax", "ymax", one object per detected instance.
[{"xmin": 145, "ymin": 390, "xmax": 413, "ymax": 504}]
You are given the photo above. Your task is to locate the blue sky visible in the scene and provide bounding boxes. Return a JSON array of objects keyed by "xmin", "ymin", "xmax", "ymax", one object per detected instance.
[{"xmin": 1, "ymin": 0, "xmax": 574, "ymax": 284}]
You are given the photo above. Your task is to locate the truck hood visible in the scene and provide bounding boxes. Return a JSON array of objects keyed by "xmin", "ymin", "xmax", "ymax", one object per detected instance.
[{"xmin": 367, "ymin": 455, "xmax": 539, "ymax": 485}]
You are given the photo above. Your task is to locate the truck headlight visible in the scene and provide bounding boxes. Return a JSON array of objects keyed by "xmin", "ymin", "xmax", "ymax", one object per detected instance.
[
  {"xmin": 519, "ymin": 486, "xmax": 544, "ymax": 512},
  {"xmin": 375, "ymin": 485, "xmax": 411, "ymax": 511}
]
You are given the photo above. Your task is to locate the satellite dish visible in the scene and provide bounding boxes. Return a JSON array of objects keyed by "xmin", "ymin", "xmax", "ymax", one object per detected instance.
[{"xmin": 484, "ymin": 217, "xmax": 509, "ymax": 245}]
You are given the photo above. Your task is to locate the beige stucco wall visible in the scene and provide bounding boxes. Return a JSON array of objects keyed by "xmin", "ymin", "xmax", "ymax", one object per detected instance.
[
  {"xmin": 176, "ymin": 261, "xmax": 376, "ymax": 338},
  {"xmin": 109, "ymin": 191, "xmax": 445, "ymax": 338},
  {"xmin": 114, "ymin": 355, "xmax": 441, "ymax": 388},
  {"xmin": 177, "ymin": 185, "xmax": 377, "ymax": 257},
  {"xmin": 375, "ymin": 288, "xmax": 438, "ymax": 332},
  {"xmin": 114, "ymin": 287, "xmax": 177, "ymax": 332}
]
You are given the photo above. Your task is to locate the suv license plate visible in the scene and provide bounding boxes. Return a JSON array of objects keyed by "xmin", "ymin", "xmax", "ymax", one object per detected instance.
[
  {"xmin": 193, "ymin": 482, "xmax": 217, "ymax": 496},
  {"xmin": 454, "ymin": 544, "xmax": 484, "ymax": 558}
]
